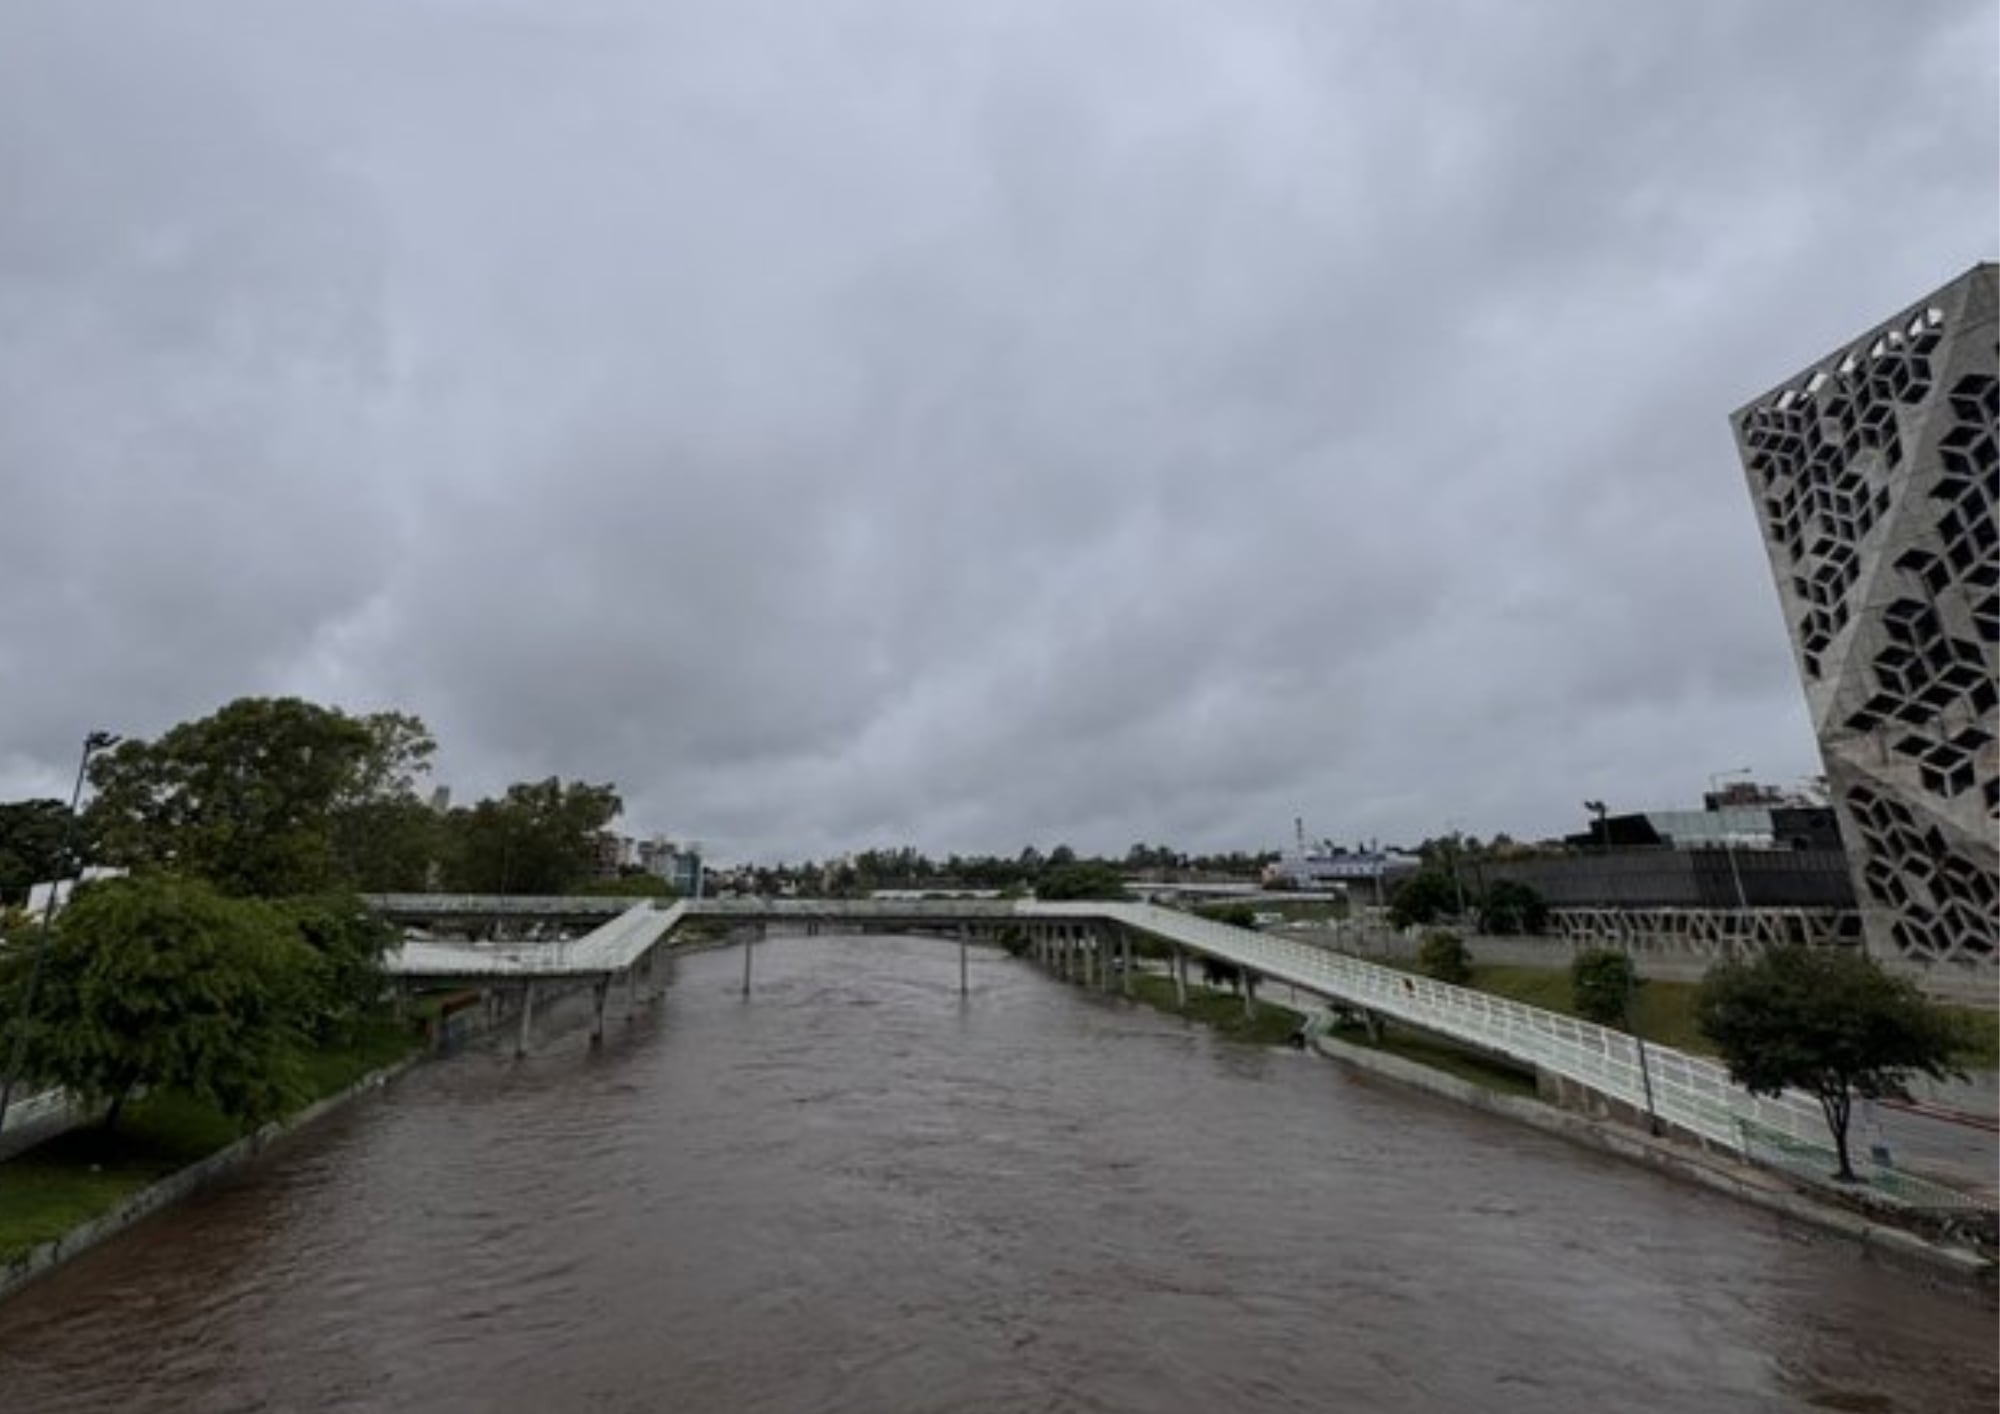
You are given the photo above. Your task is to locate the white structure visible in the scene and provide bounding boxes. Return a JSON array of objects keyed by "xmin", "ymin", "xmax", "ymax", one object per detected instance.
[
  {"xmin": 23, "ymin": 867, "xmax": 128, "ymax": 916},
  {"xmin": 1732, "ymin": 263, "xmax": 1997, "ymax": 974}
]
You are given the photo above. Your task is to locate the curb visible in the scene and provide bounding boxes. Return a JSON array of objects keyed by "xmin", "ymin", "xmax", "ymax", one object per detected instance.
[
  {"xmin": 1309, "ymin": 1032, "xmax": 1996, "ymax": 1294},
  {"xmin": 0, "ymin": 1052, "xmax": 424, "ymax": 1308}
]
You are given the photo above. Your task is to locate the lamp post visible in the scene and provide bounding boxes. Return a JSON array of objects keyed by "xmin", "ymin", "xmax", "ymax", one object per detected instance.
[{"xmin": 0, "ymin": 730, "xmax": 120, "ymax": 1138}]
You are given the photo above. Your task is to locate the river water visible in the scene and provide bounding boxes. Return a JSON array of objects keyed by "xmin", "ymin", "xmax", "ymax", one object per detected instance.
[{"xmin": 0, "ymin": 935, "xmax": 1992, "ymax": 1413}]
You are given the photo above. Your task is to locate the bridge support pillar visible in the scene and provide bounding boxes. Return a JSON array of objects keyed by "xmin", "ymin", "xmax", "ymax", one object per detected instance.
[
  {"xmin": 626, "ymin": 962, "xmax": 639, "ymax": 1017},
  {"xmin": 1096, "ymin": 927, "xmax": 1110, "ymax": 993},
  {"xmin": 590, "ymin": 977, "xmax": 610, "ymax": 1046},
  {"xmin": 1119, "ymin": 928, "xmax": 1132, "ymax": 997},
  {"xmin": 1242, "ymin": 973, "xmax": 1257, "ymax": 1020},
  {"xmin": 516, "ymin": 981, "xmax": 536, "ymax": 1058},
  {"xmin": 1173, "ymin": 947, "xmax": 1188, "ymax": 1008}
]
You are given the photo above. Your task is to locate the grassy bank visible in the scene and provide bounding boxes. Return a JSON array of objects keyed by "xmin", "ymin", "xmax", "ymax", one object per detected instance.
[
  {"xmin": 1466, "ymin": 963, "xmax": 2000, "ymax": 1068},
  {"xmin": 0, "ymin": 1017, "xmax": 421, "ymax": 1265},
  {"xmin": 1332, "ymin": 1023, "xmax": 1543, "ymax": 1099},
  {"xmin": 1127, "ymin": 973, "xmax": 1304, "ymax": 1047}
]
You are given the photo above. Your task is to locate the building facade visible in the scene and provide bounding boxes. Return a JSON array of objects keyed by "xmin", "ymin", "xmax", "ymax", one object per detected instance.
[{"xmin": 1731, "ymin": 262, "xmax": 1997, "ymax": 975}]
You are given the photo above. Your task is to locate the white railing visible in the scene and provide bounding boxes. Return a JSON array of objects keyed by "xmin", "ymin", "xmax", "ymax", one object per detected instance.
[
  {"xmin": 1022, "ymin": 901, "xmax": 1830, "ymax": 1153},
  {"xmin": 380, "ymin": 895, "xmax": 1831, "ymax": 1157}
]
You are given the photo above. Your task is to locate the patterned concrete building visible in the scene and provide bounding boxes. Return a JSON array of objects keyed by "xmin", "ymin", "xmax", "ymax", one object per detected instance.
[{"xmin": 1731, "ymin": 262, "xmax": 1997, "ymax": 978}]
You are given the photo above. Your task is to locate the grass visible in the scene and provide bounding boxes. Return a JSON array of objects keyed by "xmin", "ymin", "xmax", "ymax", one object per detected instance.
[
  {"xmin": 0, "ymin": 1016, "xmax": 422, "ymax": 1265},
  {"xmin": 1469, "ymin": 964, "xmax": 1715, "ymax": 1055},
  {"xmin": 1127, "ymin": 972, "xmax": 1305, "ymax": 1047},
  {"xmin": 1331, "ymin": 1024, "xmax": 1543, "ymax": 1100}
]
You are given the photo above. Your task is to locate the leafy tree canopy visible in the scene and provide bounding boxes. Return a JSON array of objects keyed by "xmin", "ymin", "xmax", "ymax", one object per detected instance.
[
  {"xmin": 0, "ymin": 876, "xmax": 322, "ymax": 1132},
  {"xmin": 1696, "ymin": 945, "xmax": 1966, "ymax": 1181},
  {"xmin": 571, "ymin": 874, "xmax": 679, "ymax": 899},
  {"xmin": 1035, "ymin": 861, "xmax": 1129, "ymax": 901},
  {"xmin": 1387, "ymin": 871, "xmax": 1460, "ymax": 930},
  {"xmin": 1479, "ymin": 879, "xmax": 1548, "ymax": 937},
  {"xmin": 84, "ymin": 698, "xmax": 436, "ymax": 897},
  {"xmin": 1570, "ymin": 948, "xmax": 1642, "ymax": 1028},
  {"xmin": 442, "ymin": 777, "xmax": 622, "ymax": 895},
  {"xmin": 0, "ymin": 798, "xmax": 71, "ymax": 905}
]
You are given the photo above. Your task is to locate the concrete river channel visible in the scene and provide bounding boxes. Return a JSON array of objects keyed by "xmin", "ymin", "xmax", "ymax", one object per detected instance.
[{"xmin": 0, "ymin": 935, "xmax": 1992, "ymax": 1413}]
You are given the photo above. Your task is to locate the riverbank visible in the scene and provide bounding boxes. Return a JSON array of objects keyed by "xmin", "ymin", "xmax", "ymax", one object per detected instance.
[
  {"xmin": 0, "ymin": 1017, "xmax": 423, "ymax": 1286},
  {"xmin": 1106, "ymin": 955, "xmax": 1993, "ymax": 1291}
]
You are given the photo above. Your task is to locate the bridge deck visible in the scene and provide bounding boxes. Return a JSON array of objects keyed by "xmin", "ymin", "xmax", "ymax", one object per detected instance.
[{"xmin": 378, "ymin": 894, "xmax": 1835, "ymax": 1157}]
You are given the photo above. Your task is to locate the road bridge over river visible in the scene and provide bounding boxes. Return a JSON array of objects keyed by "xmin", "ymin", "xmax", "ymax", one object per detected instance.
[{"xmin": 372, "ymin": 893, "xmax": 1859, "ymax": 1175}]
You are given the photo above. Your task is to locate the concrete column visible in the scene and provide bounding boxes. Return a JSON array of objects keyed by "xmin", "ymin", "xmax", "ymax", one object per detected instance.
[
  {"xmin": 1243, "ymin": 973, "xmax": 1258, "ymax": 1019},
  {"xmin": 1173, "ymin": 947, "xmax": 1188, "ymax": 1008},
  {"xmin": 590, "ymin": 976, "xmax": 610, "ymax": 1046},
  {"xmin": 1119, "ymin": 928, "xmax": 1133, "ymax": 998},
  {"xmin": 516, "ymin": 981, "xmax": 536, "ymax": 1058},
  {"xmin": 1096, "ymin": 927, "xmax": 1109, "ymax": 993},
  {"xmin": 626, "ymin": 961, "xmax": 639, "ymax": 1016}
]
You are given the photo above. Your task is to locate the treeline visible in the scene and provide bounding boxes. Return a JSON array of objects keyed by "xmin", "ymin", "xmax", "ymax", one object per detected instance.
[
  {"xmin": 760, "ymin": 843, "xmax": 1276, "ymax": 898},
  {"xmin": 0, "ymin": 697, "xmax": 624, "ymax": 905}
]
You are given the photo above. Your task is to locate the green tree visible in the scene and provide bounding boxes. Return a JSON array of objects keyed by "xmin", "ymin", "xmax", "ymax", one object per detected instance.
[
  {"xmin": 1696, "ymin": 945, "xmax": 1966, "ymax": 1181},
  {"xmin": 0, "ymin": 798, "xmax": 72, "ymax": 905},
  {"xmin": 84, "ymin": 698, "xmax": 439, "ymax": 897},
  {"xmin": 1388, "ymin": 871, "xmax": 1458, "ymax": 930},
  {"xmin": 1197, "ymin": 903, "xmax": 1259, "ymax": 929},
  {"xmin": 443, "ymin": 778, "xmax": 622, "ymax": 894},
  {"xmin": 570, "ymin": 874, "xmax": 679, "ymax": 899},
  {"xmin": 1479, "ymin": 879, "xmax": 1548, "ymax": 936},
  {"xmin": 0, "ymin": 876, "xmax": 316, "ymax": 1132},
  {"xmin": 1416, "ymin": 929, "xmax": 1473, "ymax": 985},
  {"xmin": 278, "ymin": 894, "xmax": 397, "ymax": 1043},
  {"xmin": 1571, "ymin": 949, "xmax": 1642, "ymax": 1028},
  {"xmin": 1034, "ymin": 861, "xmax": 1129, "ymax": 901}
]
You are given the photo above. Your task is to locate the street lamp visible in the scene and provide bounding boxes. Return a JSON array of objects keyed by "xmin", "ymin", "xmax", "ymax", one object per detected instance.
[{"xmin": 0, "ymin": 730, "xmax": 120, "ymax": 1137}]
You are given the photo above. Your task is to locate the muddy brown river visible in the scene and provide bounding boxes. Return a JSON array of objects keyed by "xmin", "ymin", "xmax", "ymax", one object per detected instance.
[{"xmin": 0, "ymin": 935, "xmax": 1992, "ymax": 1412}]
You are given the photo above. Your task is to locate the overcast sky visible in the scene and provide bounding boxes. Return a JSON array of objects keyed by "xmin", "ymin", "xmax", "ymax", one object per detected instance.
[{"xmin": 0, "ymin": 1, "xmax": 1993, "ymax": 863}]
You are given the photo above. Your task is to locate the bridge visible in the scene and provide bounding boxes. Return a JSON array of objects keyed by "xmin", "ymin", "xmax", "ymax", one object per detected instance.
[{"xmin": 373, "ymin": 892, "xmax": 1845, "ymax": 1167}]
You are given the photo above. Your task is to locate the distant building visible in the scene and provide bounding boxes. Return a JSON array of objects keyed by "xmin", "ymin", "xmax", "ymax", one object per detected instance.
[
  {"xmin": 1267, "ymin": 845, "xmax": 1420, "ymax": 892},
  {"xmin": 1731, "ymin": 262, "xmax": 1997, "ymax": 972}
]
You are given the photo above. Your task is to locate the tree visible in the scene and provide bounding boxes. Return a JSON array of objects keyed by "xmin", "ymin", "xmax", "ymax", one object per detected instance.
[
  {"xmin": 1696, "ymin": 945, "xmax": 1966, "ymax": 1181},
  {"xmin": 1571, "ymin": 949, "xmax": 1642, "ymax": 1028},
  {"xmin": 571, "ymin": 874, "xmax": 679, "ymax": 899},
  {"xmin": 1416, "ymin": 930, "xmax": 1473, "ymax": 985},
  {"xmin": 442, "ymin": 778, "xmax": 622, "ymax": 894},
  {"xmin": 0, "ymin": 798, "xmax": 72, "ymax": 904},
  {"xmin": 1034, "ymin": 861, "xmax": 1128, "ymax": 901},
  {"xmin": 1387, "ymin": 871, "xmax": 1459, "ymax": 929},
  {"xmin": 1201, "ymin": 956, "xmax": 1243, "ymax": 993},
  {"xmin": 84, "ymin": 698, "xmax": 440, "ymax": 897},
  {"xmin": 279, "ymin": 894, "xmax": 397, "ymax": 1043},
  {"xmin": 0, "ymin": 876, "xmax": 317, "ymax": 1132},
  {"xmin": 1479, "ymin": 879, "xmax": 1548, "ymax": 936},
  {"xmin": 1197, "ymin": 903, "xmax": 1259, "ymax": 929}
]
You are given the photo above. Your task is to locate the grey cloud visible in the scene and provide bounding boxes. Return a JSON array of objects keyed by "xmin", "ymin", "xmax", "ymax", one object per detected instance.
[{"xmin": 0, "ymin": 0, "xmax": 1992, "ymax": 859}]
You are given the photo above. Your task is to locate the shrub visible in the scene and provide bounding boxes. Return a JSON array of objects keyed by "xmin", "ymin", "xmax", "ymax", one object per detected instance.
[
  {"xmin": 1570, "ymin": 948, "xmax": 1641, "ymax": 1028},
  {"xmin": 1416, "ymin": 930, "xmax": 1472, "ymax": 985}
]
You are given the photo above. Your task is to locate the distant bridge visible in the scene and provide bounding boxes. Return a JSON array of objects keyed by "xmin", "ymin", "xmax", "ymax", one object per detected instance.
[{"xmin": 371, "ymin": 893, "xmax": 1842, "ymax": 1166}]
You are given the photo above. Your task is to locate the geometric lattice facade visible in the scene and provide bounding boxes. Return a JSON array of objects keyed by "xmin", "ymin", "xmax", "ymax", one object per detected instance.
[{"xmin": 1732, "ymin": 262, "xmax": 1998, "ymax": 976}]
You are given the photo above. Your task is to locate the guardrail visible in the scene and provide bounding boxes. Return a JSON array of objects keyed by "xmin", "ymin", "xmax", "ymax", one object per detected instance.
[{"xmin": 1023, "ymin": 901, "xmax": 1834, "ymax": 1154}]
